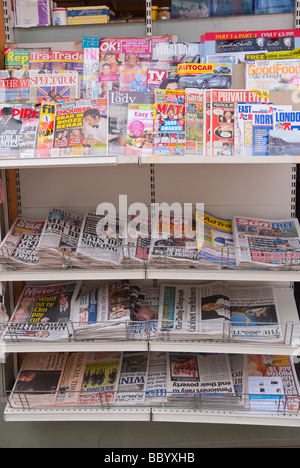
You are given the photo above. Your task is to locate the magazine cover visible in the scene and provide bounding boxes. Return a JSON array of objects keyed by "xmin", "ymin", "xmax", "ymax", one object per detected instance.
[
  {"xmin": 177, "ymin": 62, "xmax": 232, "ymax": 91},
  {"xmin": 29, "ymin": 50, "xmax": 52, "ymax": 73},
  {"xmin": 195, "ymin": 210, "xmax": 236, "ymax": 268},
  {"xmin": 269, "ymin": 129, "xmax": 300, "ymax": 156},
  {"xmin": 52, "ymin": 51, "xmax": 84, "ymax": 97},
  {"xmin": 232, "ymin": 215, "xmax": 300, "ymax": 268},
  {"xmin": 204, "ymin": 89, "xmax": 211, "ymax": 156},
  {"xmin": 119, "ymin": 64, "xmax": 149, "ymax": 93},
  {"xmin": 153, "ymin": 88, "xmax": 185, "ymax": 156},
  {"xmin": 229, "ymin": 285, "xmax": 283, "ymax": 342},
  {"xmin": 0, "ymin": 217, "xmax": 45, "ymax": 269},
  {"xmin": 246, "ymin": 59, "xmax": 300, "ymax": 94},
  {"xmin": 52, "ymin": 98, "xmax": 107, "ymax": 157},
  {"xmin": 9, "ymin": 352, "xmax": 69, "ymax": 408},
  {"xmin": 83, "ymin": 43, "xmax": 100, "ymax": 99},
  {"xmin": 79, "ymin": 352, "xmax": 123, "ymax": 406},
  {"xmin": 185, "ymin": 88, "xmax": 204, "ymax": 155},
  {"xmin": 2, "ymin": 281, "xmax": 81, "ymax": 341},
  {"xmin": 210, "ymin": 90, "xmax": 264, "ymax": 157},
  {"xmin": 5, "ymin": 50, "xmax": 30, "ymax": 70},
  {"xmin": 151, "ymin": 41, "xmax": 201, "ymax": 65},
  {"xmin": 0, "ymin": 76, "xmax": 30, "ymax": 102},
  {"xmin": 36, "ymin": 101, "xmax": 55, "ymax": 157},
  {"xmin": 146, "ymin": 66, "xmax": 178, "ymax": 92},
  {"xmin": 273, "ymin": 110, "xmax": 300, "ymax": 131},
  {"xmin": 247, "ymin": 355, "xmax": 300, "ymax": 413},
  {"xmin": 126, "ymin": 102, "xmax": 153, "ymax": 157},
  {"xmin": 107, "ymin": 90, "xmax": 153, "ymax": 156},
  {"xmin": 0, "ymin": 103, "xmax": 40, "ymax": 157},
  {"xmin": 115, "ymin": 351, "xmax": 149, "ymax": 406},
  {"xmin": 30, "ymin": 72, "xmax": 79, "ymax": 103},
  {"xmin": 99, "ymin": 37, "xmax": 151, "ymax": 93}
]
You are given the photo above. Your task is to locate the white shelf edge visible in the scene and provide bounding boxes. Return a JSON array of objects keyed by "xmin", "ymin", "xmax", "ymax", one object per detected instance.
[
  {"xmin": 140, "ymin": 156, "xmax": 300, "ymax": 165},
  {"xmin": 151, "ymin": 408, "xmax": 300, "ymax": 427},
  {"xmin": 4, "ymin": 406, "xmax": 151, "ymax": 422},
  {"xmin": 0, "ymin": 156, "xmax": 118, "ymax": 169},
  {"xmin": 0, "ymin": 268, "xmax": 146, "ymax": 281},
  {"xmin": 146, "ymin": 268, "xmax": 300, "ymax": 281}
]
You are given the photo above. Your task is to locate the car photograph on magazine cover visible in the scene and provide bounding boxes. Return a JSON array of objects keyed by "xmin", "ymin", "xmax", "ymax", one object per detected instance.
[{"xmin": 178, "ymin": 73, "xmax": 232, "ymax": 89}]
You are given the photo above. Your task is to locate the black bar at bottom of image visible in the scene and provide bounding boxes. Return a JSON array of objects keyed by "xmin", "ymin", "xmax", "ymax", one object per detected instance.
[{"xmin": 100, "ymin": 449, "xmax": 202, "ymax": 464}]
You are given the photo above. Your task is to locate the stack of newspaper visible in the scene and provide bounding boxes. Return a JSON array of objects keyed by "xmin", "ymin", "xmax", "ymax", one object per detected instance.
[
  {"xmin": 71, "ymin": 281, "xmax": 140, "ymax": 341},
  {"xmin": 0, "ymin": 217, "xmax": 46, "ymax": 270},
  {"xmin": 148, "ymin": 212, "xmax": 200, "ymax": 269},
  {"xmin": 157, "ymin": 281, "xmax": 231, "ymax": 341},
  {"xmin": 232, "ymin": 216, "xmax": 300, "ymax": 270},
  {"xmin": 75, "ymin": 212, "xmax": 126, "ymax": 269},
  {"xmin": 115, "ymin": 352, "xmax": 149, "ymax": 406},
  {"xmin": 37, "ymin": 208, "xmax": 83, "ymax": 267}
]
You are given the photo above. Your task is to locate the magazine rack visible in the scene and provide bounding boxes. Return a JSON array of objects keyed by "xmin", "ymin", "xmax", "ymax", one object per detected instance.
[{"xmin": 0, "ymin": 0, "xmax": 300, "ymax": 438}]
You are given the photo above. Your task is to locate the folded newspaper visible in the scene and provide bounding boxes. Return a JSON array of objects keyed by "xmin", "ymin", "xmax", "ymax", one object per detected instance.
[
  {"xmin": 2, "ymin": 281, "xmax": 81, "ymax": 341},
  {"xmin": 232, "ymin": 216, "xmax": 300, "ymax": 269}
]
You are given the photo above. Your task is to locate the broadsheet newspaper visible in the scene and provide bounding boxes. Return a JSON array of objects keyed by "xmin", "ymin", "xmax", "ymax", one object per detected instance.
[
  {"xmin": 115, "ymin": 351, "xmax": 149, "ymax": 406},
  {"xmin": 37, "ymin": 208, "xmax": 83, "ymax": 266},
  {"xmin": 145, "ymin": 352, "xmax": 167, "ymax": 405},
  {"xmin": 195, "ymin": 210, "xmax": 236, "ymax": 268},
  {"xmin": 247, "ymin": 354, "xmax": 300, "ymax": 414},
  {"xmin": 232, "ymin": 216, "xmax": 300, "ymax": 269},
  {"xmin": 0, "ymin": 217, "xmax": 45, "ymax": 269},
  {"xmin": 166, "ymin": 352, "xmax": 234, "ymax": 401},
  {"xmin": 76, "ymin": 212, "xmax": 125, "ymax": 267},
  {"xmin": 229, "ymin": 285, "xmax": 283, "ymax": 342},
  {"xmin": 9, "ymin": 352, "xmax": 69, "ymax": 408},
  {"xmin": 2, "ymin": 282, "xmax": 81, "ymax": 341},
  {"xmin": 158, "ymin": 281, "xmax": 231, "ymax": 340}
]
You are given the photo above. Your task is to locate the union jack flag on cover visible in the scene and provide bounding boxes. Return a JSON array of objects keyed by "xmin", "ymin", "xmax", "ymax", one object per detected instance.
[{"xmin": 30, "ymin": 73, "xmax": 79, "ymax": 103}]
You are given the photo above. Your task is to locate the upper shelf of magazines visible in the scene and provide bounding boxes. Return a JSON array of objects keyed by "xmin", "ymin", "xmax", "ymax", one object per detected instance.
[{"xmin": 3, "ymin": 25, "xmax": 300, "ymax": 167}]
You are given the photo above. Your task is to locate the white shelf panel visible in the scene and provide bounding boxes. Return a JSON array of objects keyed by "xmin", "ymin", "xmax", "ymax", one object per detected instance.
[
  {"xmin": 4, "ymin": 406, "xmax": 151, "ymax": 422},
  {"xmin": 151, "ymin": 408, "xmax": 300, "ymax": 427},
  {"xmin": 146, "ymin": 268, "xmax": 300, "ymax": 282},
  {"xmin": 0, "ymin": 268, "xmax": 146, "ymax": 282},
  {"xmin": 141, "ymin": 156, "xmax": 300, "ymax": 165},
  {"xmin": 0, "ymin": 156, "xmax": 118, "ymax": 169}
]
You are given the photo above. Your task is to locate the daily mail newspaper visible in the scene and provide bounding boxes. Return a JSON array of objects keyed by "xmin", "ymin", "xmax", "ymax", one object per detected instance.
[
  {"xmin": 232, "ymin": 216, "xmax": 300, "ymax": 269},
  {"xmin": 8, "ymin": 352, "xmax": 69, "ymax": 409},
  {"xmin": 2, "ymin": 281, "xmax": 81, "ymax": 341},
  {"xmin": 229, "ymin": 285, "xmax": 283, "ymax": 342},
  {"xmin": 0, "ymin": 217, "xmax": 45, "ymax": 269},
  {"xmin": 37, "ymin": 208, "xmax": 83, "ymax": 266},
  {"xmin": 166, "ymin": 352, "xmax": 234, "ymax": 399}
]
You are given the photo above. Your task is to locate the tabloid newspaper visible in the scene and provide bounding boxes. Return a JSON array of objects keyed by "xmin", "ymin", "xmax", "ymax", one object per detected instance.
[
  {"xmin": 0, "ymin": 103, "xmax": 40, "ymax": 157},
  {"xmin": 246, "ymin": 59, "xmax": 300, "ymax": 94},
  {"xmin": 99, "ymin": 38, "xmax": 151, "ymax": 91},
  {"xmin": 107, "ymin": 90, "xmax": 154, "ymax": 157},
  {"xmin": 2, "ymin": 281, "xmax": 81, "ymax": 341},
  {"xmin": 8, "ymin": 352, "xmax": 69, "ymax": 408},
  {"xmin": 78, "ymin": 352, "xmax": 123, "ymax": 406},
  {"xmin": 165, "ymin": 353, "xmax": 234, "ymax": 401},
  {"xmin": 145, "ymin": 352, "xmax": 167, "ymax": 405},
  {"xmin": 125, "ymin": 102, "xmax": 154, "ymax": 157},
  {"xmin": 210, "ymin": 90, "xmax": 264, "ymax": 157},
  {"xmin": 157, "ymin": 282, "xmax": 231, "ymax": 340},
  {"xmin": 76, "ymin": 212, "xmax": 125, "ymax": 267},
  {"xmin": 229, "ymin": 354, "xmax": 249, "ymax": 408},
  {"xmin": 246, "ymin": 354, "xmax": 300, "ymax": 414},
  {"xmin": 232, "ymin": 216, "xmax": 300, "ymax": 269},
  {"xmin": 115, "ymin": 351, "xmax": 149, "ymax": 406},
  {"xmin": 36, "ymin": 101, "xmax": 55, "ymax": 157},
  {"xmin": 129, "ymin": 288, "xmax": 159, "ymax": 340},
  {"xmin": 185, "ymin": 88, "xmax": 204, "ymax": 155},
  {"xmin": 124, "ymin": 213, "xmax": 151, "ymax": 265},
  {"xmin": 148, "ymin": 212, "xmax": 199, "ymax": 268},
  {"xmin": 229, "ymin": 285, "xmax": 283, "ymax": 342},
  {"xmin": 0, "ymin": 217, "xmax": 45, "ymax": 269},
  {"xmin": 153, "ymin": 88, "xmax": 186, "ymax": 156},
  {"xmin": 195, "ymin": 210, "xmax": 236, "ymax": 268},
  {"xmin": 30, "ymin": 72, "xmax": 79, "ymax": 103},
  {"xmin": 37, "ymin": 208, "xmax": 83, "ymax": 265},
  {"xmin": 52, "ymin": 98, "xmax": 107, "ymax": 157}
]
